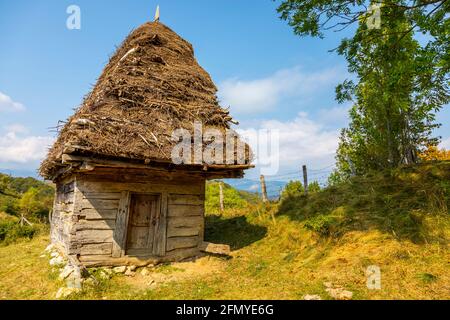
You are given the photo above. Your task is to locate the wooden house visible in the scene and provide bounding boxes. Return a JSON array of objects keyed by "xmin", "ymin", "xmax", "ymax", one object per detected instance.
[{"xmin": 39, "ymin": 21, "xmax": 252, "ymax": 267}]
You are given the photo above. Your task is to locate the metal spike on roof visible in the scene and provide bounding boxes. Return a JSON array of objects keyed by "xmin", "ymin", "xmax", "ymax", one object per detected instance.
[{"xmin": 154, "ymin": 5, "xmax": 160, "ymax": 22}]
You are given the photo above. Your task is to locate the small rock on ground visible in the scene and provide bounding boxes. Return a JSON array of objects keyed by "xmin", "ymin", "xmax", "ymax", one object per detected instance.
[
  {"xmin": 113, "ymin": 266, "xmax": 127, "ymax": 274},
  {"xmin": 66, "ymin": 274, "xmax": 82, "ymax": 289},
  {"xmin": 125, "ymin": 269, "xmax": 136, "ymax": 277},
  {"xmin": 323, "ymin": 282, "xmax": 353, "ymax": 300},
  {"xmin": 59, "ymin": 265, "xmax": 74, "ymax": 280},
  {"xmin": 49, "ymin": 256, "xmax": 65, "ymax": 266},
  {"xmin": 303, "ymin": 294, "xmax": 322, "ymax": 300}
]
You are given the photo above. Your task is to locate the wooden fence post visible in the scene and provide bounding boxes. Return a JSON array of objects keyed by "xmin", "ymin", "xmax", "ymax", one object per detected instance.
[
  {"xmin": 260, "ymin": 175, "xmax": 268, "ymax": 203},
  {"xmin": 302, "ymin": 165, "xmax": 308, "ymax": 196},
  {"xmin": 219, "ymin": 182, "xmax": 224, "ymax": 212}
]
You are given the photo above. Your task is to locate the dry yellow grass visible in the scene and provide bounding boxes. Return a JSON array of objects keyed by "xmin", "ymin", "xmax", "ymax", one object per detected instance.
[
  {"xmin": 0, "ymin": 213, "xmax": 448, "ymax": 300},
  {"xmin": 0, "ymin": 163, "xmax": 448, "ymax": 300},
  {"xmin": 0, "ymin": 235, "xmax": 61, "ymax": 300}
]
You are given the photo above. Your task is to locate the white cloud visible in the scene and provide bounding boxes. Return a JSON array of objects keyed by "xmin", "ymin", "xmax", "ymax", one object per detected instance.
[
  {"xmin": 0, "ymin": 92, "xmax": 26, "ymax": 112},
  {"xmin": 218, "ymin": 66, "xmax": 342, "ymax": 114},
  {"xmin": 0, "ymin": 126, "xmax": 54, "ymax": 163},
  {"xmin": 318, "ymin": 105, "xmax": 351, "ymax": 128},
  {"xmin": 4, "ymin": 124, "xmax": 29, "ymax": 134},
  {"xmin": 440, "ymin": 137, "xmax": 450, "ymax": 149},
  {"xmin": 238, "ymin": 112, "xmax": 339, "ymax": 177}
]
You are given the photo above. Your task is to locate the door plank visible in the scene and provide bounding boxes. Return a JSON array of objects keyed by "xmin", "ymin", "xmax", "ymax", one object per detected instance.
[
  {"xmin": 111, "ymin": 191, "xmax": 130, "ymax": 258},
  {"xmin": 125, "ymin": 194, "xmax": 159, "ymax": 255},
  {"xmin": 153, "ymin": 192, "xmax": 168, "ymax": 256}
]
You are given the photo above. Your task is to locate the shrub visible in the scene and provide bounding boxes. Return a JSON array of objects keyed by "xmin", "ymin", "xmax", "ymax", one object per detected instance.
[
  {"xmin": 304, "ymin": 215, "xmax": 338, "ymax": 236},
  {"xmin": 280, "ymin": 180, "xmax": 304, "ymax": 200},
  {"xmin": 0, "ymin": 173, "xmax": 54, "ymax": 223},
  {"xmin": 0, "ymin": 196, "xmax": 19, "ymax": 216},
  {"xmin": 0, "ymin": 220, "xmax": 38, "ymax": 245},
  {"xmin": 308, "ymin": 181, "xmax": 321, "ymax": 193},
  {"xmin": 205, "ymin": 181, "xmax": 247, "ymax": 213}
]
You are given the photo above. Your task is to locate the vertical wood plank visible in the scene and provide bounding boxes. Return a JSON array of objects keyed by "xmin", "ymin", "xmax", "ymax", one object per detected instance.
[
  {"xmin": 153, "ymin": 192, "xmax": 168, "ymax": 256},
  {"xmin": 112, "ymin": 191, "xmax": 130, "ymax": 258},
  {"xmin": 198, "ymin": 180, "xmax": 206, "ymax": 246}
]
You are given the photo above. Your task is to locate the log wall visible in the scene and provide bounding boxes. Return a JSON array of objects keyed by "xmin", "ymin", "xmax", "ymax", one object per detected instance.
[
  {"xmin": 51, "ymin": 168, "xmax": 206, "ymax": 266},
  {"xmin": 51, "ymin": 178, "xmax": 75, "ymax": 253}
]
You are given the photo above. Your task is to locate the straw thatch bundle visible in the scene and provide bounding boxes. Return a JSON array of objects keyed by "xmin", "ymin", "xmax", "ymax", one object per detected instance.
[{"xmin": 40, "ymin": 22, "xmax": 251, "ymax": 178}]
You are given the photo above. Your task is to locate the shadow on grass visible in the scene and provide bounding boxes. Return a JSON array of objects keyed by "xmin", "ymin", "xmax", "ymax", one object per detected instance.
[{"xmin": 205, "ymin": 215, "xmax": 267, "ymax": 250}]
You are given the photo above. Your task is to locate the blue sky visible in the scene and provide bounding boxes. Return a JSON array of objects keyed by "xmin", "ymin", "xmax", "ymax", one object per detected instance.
[{"xmin": 0, "ymin": 0, "xmax": 448, "ymax": 182}]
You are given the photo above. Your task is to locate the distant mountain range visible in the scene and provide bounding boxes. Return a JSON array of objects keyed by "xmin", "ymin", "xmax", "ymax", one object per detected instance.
[
  {"xmin": 0, "ymin": 168, "xmax": 41, "ymax": 179},
  {"xmin": 224, "ymin": 178, "xmax": 287, "ymax": 200}
]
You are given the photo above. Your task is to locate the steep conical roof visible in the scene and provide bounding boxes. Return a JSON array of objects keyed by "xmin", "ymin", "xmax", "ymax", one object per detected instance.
[{"xmin": 40, "ymin": 22, "xmax": 251, "ymax": 179}]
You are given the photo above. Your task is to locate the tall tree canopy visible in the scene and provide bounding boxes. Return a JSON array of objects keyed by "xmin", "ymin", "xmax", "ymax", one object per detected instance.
[{"xmin": 277, "ymin": 0, "xmax": 449, "ymax": 176}]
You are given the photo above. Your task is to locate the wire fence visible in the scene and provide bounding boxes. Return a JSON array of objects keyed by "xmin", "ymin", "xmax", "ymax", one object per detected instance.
[{"xmin": 225, "ymin": 163, "xmax": 336, "ymax": 196}]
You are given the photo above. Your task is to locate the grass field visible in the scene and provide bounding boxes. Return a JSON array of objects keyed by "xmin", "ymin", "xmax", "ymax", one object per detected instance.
[
  {"xmin": 0, "ymin": 209, "xmax": 448, "ymax": 300},
  {"xmin": 0, "ymin": 163, "xmax": 448, "ymax": 300}
]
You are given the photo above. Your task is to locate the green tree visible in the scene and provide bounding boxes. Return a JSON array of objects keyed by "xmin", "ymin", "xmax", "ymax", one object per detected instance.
[
  {"xmin": 277, "ymin": 1, "xmax": 449, "ymax": 53},
  {"xmin": 0, "ymin": 175, "xmax": 19, "ymax": 198},
  {"xmin": 18, "ymin": 188, "xmax": 40, "ymax": 226},
  {"xmin": 308, "ymin": 181, "xmax": 321, "ymax": 193},
  {"xmin": 335, "ymin": 5, "xmax": 447, "ymax": 175},
  {"xmin": 277, "ymin": 1, "xmax": 449, "ymax": 176},
  {"xmin": 205, "ymin": 181, "xmax": 247, "ymax": 213},
  {"xmin": 280, "ymin": 180, "xmax": 304, "ymax": 200}
]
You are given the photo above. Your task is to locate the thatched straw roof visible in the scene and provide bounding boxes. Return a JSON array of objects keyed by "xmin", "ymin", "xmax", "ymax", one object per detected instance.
[{"xmin": 40, "ymin": 22, "xmax": 252, "ymax": 179}]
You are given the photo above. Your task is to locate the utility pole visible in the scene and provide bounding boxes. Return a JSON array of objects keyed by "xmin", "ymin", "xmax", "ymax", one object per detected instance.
[
  {"xmin": 302, "ymin": 165, "xmax": 308, "ymax": 196},
  {"xmin": 260, "ymin": 175, "xmax": 268, "ymax": 203},
  {"xmin": 219, "ymin": 182, "xmax": 224, "ymax": 212}
]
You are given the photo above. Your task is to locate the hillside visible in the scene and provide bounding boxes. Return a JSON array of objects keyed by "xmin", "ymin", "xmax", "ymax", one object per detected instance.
[
  {"xmin": 0, "ymin": 163, "xmax": 448, "ymax": 299},
  {"xmin": 0, "ymin": 173, "xmax": 54, "ymax": 202},
  {"xmin": 0, "ymin": 173, "xmax": 53, "ymax": 244},
  {"xmin": 278, "ymin": 161, "xmax": 450, "ymax": 244},
  {"xmin": 205, "ymin": 181, "xmax": 261, "ymax": 213}
]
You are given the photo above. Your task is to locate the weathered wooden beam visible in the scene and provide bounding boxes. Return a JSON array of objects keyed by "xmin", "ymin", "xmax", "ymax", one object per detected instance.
[
  {"xmin": 80, "ymin": 243, "xmax": 113, "ymax": 255},
  {"xmin": 62, "ymin": 153, "xmax": 253, "ymax": 173},
  {"xmin": 167, "ymin": 204, "xmax": 203, "ymax": 217},
  {"xmin": 79, "ymin": 247, "xmax": 202, "ymax": 267},
  {"xmin": 168, "ymin": 194, "xmax": 204, "ymax": 206},
  {"xmin": 166, "ymin": 236, "xmax": 199, "ymax": 251}
]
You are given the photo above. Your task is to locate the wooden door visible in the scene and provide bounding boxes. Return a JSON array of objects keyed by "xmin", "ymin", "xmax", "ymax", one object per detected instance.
[{"xmin": 126, "ymin": 194, "xmax": 159, "ymax": 256}]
